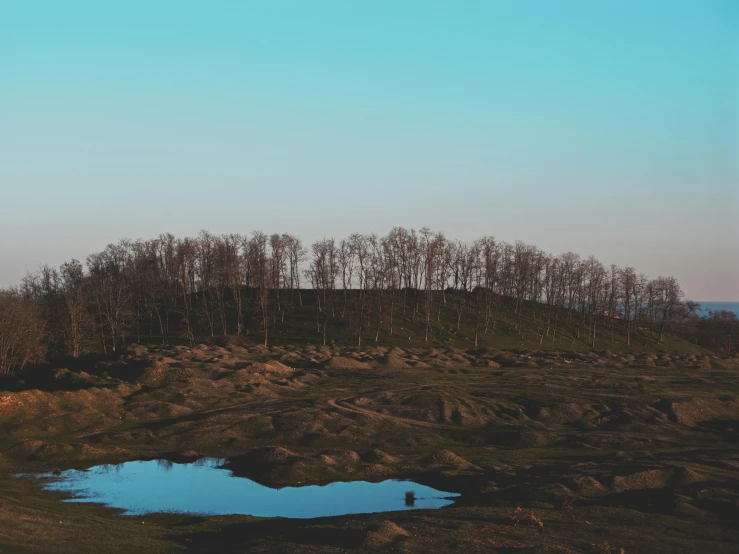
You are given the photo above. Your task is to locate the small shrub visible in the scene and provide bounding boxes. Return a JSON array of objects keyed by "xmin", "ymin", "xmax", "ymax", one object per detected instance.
[
  {"xmin": 528, "ymin": 511, "xmax": 544, "ymax": 527},
  {"xmin": 405, "ymin": 490, "xmax": 415, "ymax": 505},
  {"xmin": 509, "ymin": 507, "xmax": 544, "ymax": 528}
]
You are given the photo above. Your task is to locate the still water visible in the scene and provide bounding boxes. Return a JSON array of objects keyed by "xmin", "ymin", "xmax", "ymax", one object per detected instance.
[
  {"xmin": 697, "ymin": 301, "xmax": 739, "ymax": 318},
  {"xmin": 30, "ymin": 458, "xmax": 460, "ymax": 518}
]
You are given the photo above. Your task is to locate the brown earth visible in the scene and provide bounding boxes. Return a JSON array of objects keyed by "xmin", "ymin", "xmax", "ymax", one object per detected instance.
[{"xmin": 1, "ymin": 344, "xmax": 738, "ymax": 552}]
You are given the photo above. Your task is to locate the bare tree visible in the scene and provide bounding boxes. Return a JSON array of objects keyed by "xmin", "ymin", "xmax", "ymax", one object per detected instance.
[
  {"xmin": 0, "ymin": 291, "xmax": 45, "ymax": 374},
  {"xmin": 244, "ymin": 232, "xmax": 271, "ymax": 346},
  {"xmin": 620, "ymin": 266, "xmax": 636, "ymax": 346},
  {"xmin": 87, "ymin": 242, "xmax": 133, "ymax": 352},
  {"xmin": 653, "ymin": 276, "xmax": 684, "ymax": 344},
  {"xmin": 1, "ymin": 227, "xmax": 701, "ymax": 356}
]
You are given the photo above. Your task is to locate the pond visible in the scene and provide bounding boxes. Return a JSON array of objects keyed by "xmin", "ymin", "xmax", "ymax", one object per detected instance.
[{"xmin": 27, "ymin": 458, "xmax": 460, "ymax": 518}]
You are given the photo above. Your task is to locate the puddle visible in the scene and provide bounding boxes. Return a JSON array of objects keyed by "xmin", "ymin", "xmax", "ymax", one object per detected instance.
[{"xmin": 27, "ymin": 458, "xmax": 460, "ymax": 518}]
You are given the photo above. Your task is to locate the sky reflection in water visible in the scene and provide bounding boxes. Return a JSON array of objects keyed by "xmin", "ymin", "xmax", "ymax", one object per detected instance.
[{"xmin": 34, "ymin": 458, "xmax": 460, "ymax": 518}]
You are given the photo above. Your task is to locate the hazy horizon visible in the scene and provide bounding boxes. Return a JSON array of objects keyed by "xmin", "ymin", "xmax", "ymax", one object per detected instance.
[{"xmin": 2, "ymin": 1, "xmax": 737, "ymax": 300}]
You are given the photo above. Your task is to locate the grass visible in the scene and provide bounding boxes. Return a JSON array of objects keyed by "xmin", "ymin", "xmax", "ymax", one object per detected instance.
[{"xmin": 134, "ymin": 288, "xmax": 702, "ymax": 356}]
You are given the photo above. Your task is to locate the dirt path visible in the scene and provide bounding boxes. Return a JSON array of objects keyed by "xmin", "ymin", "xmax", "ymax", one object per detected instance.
[
  {"xmin": 72, "ymin": 397, "xmax": 314, "ymax": 442},
  {"xmin": 328, "ymin": 393, "xmax": 472, "ymax": 432}
]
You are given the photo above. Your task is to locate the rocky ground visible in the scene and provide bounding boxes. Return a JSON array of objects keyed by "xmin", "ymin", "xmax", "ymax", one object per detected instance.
[{"xmin": 1, "ymin": 344, "xmax": 738, "ymax": 553}]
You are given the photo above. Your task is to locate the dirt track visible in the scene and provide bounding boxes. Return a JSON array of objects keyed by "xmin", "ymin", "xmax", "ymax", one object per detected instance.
[{"xmin": 1, "ymin": 343, "xmax": 739, "ymax": 553}]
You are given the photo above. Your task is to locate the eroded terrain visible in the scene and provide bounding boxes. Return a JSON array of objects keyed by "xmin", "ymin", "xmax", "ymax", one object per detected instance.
[{"xmin": 2, "ymin": 344, "xmax": 739, "ymax": 553}]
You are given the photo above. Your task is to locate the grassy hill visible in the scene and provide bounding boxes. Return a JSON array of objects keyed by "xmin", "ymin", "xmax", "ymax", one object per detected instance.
[{"xmin": 170, "ymin": 289, "xmax": 702, "ymax": 356}]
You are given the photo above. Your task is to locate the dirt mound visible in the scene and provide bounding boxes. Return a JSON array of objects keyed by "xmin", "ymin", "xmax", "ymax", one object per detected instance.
[
  {"xmin": 365, "ymin": 346, "xmax": 388, "ymax": 358},
  {"xmin": 317, "ymin": 449, "xmax": 360, "ymax": 467},
  {"xmin": 225, "ymin": 447, "xmax": 297, "ymax": 474},
  {"xmin": 539, "ymin": 483, "xmax": 575, "ymax": 500},
  {"xmin": 539, "ymin": 403, "xmax": 596, "ymax": 424},
  {"xmin": 136, "ymin": 364, "xmax": 193, "ymax": 387},
  {"xmin": 424, "ymin": 450, "xmax": 481, "ymax": 470},
  {"xmin": 362, "ymin": 521, "xmax": 409, "ymax": 548},
  {"xmin": 0, "ymin": 387, "xmax": 126, "ymax": 420},
  {"xmin": 361, "ymin": 463, "xmax": 393, "ymax": 478},
  {"xmin": 516, "ymin": 428, "xmax": 555, "ymax": 447},
  {"xmin": 609, "ymin": 465, "xmax": 706, "ymax": 491},
  {"xmin": 611, "ymin": 468, "xmax": 668, "ymax": 492},
  {"xmin": 0, "ymin": 390, "xmax": 53, "ymax": 416},
  {"xmin": 3, "ymin": 440, "xmax": 119, "ymax": 463},
  {"xmin": 317, "ymin": 454, "xmax": 339, "ymax": 466},
  {"xmin": 672, "ymin": 466, "xmax": 707, "ymax": 485},
  {"xmin": 226, "ymin": 369, "xmax": 271, "ymax": 387},
  {"xmin": 247, "ymin": 345, "xmax": 271, "ymax": 355},
  {"xmin": 280, "ymin": 352, "xmax": 306, "ymax": 365},
  {"xmin": 50, "ymin": 368, "xmax": 106, "ymax": 388},
  {"xmin": 255, "ymin": 446, "xmax": 296, "ymax": 463},
  {"xmin": 384, "ymin": 347, "xmax": 409, "ymax": 369},
  {"xmin": 324, "ymin": 356, "xmax": 371, "ymax": 370},
  {"xmin": 362, "ymin": 449, "xmax": 398, "ymax": 464},
  {"xmin": 572, "ymin": 476, "xmax": 607, "ymax": 495},
  {"xmin": 653, "ymin": 398, "xmax": 739, "ymax": 426},
  {"xmin": 247, "ymin": 361, "xmax": 295, "ymax": 375},
  {"xmin": 127, "ymin": 343, "xmax": 150, "ymax": 357}
]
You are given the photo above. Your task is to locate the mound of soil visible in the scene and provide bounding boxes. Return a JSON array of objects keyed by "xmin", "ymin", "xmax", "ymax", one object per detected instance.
[
  {"xmin": 136, "ymin": 364, "xmax": 193, "ymax": 387},
  {"xmin": 653, "ymin": 398, "xmax": 739, "ymax": 426},
  {"xmin": 536, "ymin": 403, "xmax": 590, "ymax": 424},
  {"xmin": 225, "ymin": 447, "xmax": 299, "ymax": 478},
  {"xmin": 3, "ymin": 440, "xmax": 125, "ymax": 463},
  {"xmin": 250, "ymin": 446, "xmax": 296, "ymax": 463},
  {"xmin": 611, "ymin": 468, "xmax": 669, "ymax": 492},
  {"xmin": 384, "ymin": 347, "xmax": 409, "ymax": 369},
  {"xmin": 362, "ymin": 449, "xmax": 398, "ymax": 464},
  {"xmin": 317, "ymin": 449, "xmax": 360, "ymax": 467},
  {"xmin": 50, "ymin": 368, "xmax": 106, "ymax": 389},
  {"xmin": 673, "ymin": 466, "xmax": 707, "ymax": 485},
  {"xmin": 126, "ymin": 343, "xmax": 150, "ymax": 357},
  {"xmin": 247, "ymin": 361, "xmax": 295, "ymax": 376},
  {"xmin": 423, "ymin": 450, "xmax": 481, "ymax": 470},
  {"xmin": 365, "ymin": 347, "xmax": 388, "ymax": 358},
  {"xmin": 572, "ymin": 476, "xmax": 607, "ymax": 495},
  {"xmin": 361, "ymin": 463, "xmax": 393, "ymax": 478},
  {"xmin": 323, "ymin": 356, "xmax": 371, "ymax": 370},
  {"xmin": 280, "ymin": 352, "xmax": 306, "ymax": 365}
]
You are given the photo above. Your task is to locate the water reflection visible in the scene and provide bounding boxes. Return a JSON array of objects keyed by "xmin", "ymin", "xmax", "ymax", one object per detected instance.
[{"xmin": 30, "ymin": 458, "xmax": 460, "ymax": 518}]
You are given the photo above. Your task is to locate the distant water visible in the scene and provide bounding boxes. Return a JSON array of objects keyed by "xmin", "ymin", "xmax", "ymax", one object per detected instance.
[
  {"xmin": 25, "ymin": 458, "xmax": 460, "ymax": 518},
  {"xmin": 697, "ymin": 302, "xmax": 739, "ymax": 318}
]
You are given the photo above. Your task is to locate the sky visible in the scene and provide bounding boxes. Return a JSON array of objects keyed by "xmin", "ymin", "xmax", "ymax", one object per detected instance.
[{"xmin": 1, "ymin": 1, "xmax": 737, "ymax": 300}]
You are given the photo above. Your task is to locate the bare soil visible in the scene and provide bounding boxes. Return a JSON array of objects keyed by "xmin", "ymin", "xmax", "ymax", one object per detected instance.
[{"xmin": 1, "ymin": 344, "xmax": 738, "ymax": 553}]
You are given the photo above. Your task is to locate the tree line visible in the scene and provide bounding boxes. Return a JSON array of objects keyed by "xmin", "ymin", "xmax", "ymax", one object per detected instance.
[{"xmin": 1, "ymin": 227, "xmax": 734, "ymax": 374}]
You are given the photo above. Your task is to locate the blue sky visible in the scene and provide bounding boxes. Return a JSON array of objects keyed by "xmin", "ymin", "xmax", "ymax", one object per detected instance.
[{"xmin": 1, "ymin": 1, "xmax": 737, "ymax": 299}]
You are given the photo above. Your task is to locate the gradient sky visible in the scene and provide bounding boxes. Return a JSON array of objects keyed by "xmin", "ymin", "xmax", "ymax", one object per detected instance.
[{"xmin": 1, "ymin": 1, "xmax": 737, "ymax": 300}]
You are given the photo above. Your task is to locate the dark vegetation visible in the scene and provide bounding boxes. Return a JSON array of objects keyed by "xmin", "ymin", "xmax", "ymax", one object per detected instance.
[{"xmin": 2, "ymin": 228, "xmax": 734, "ymax": 376}]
